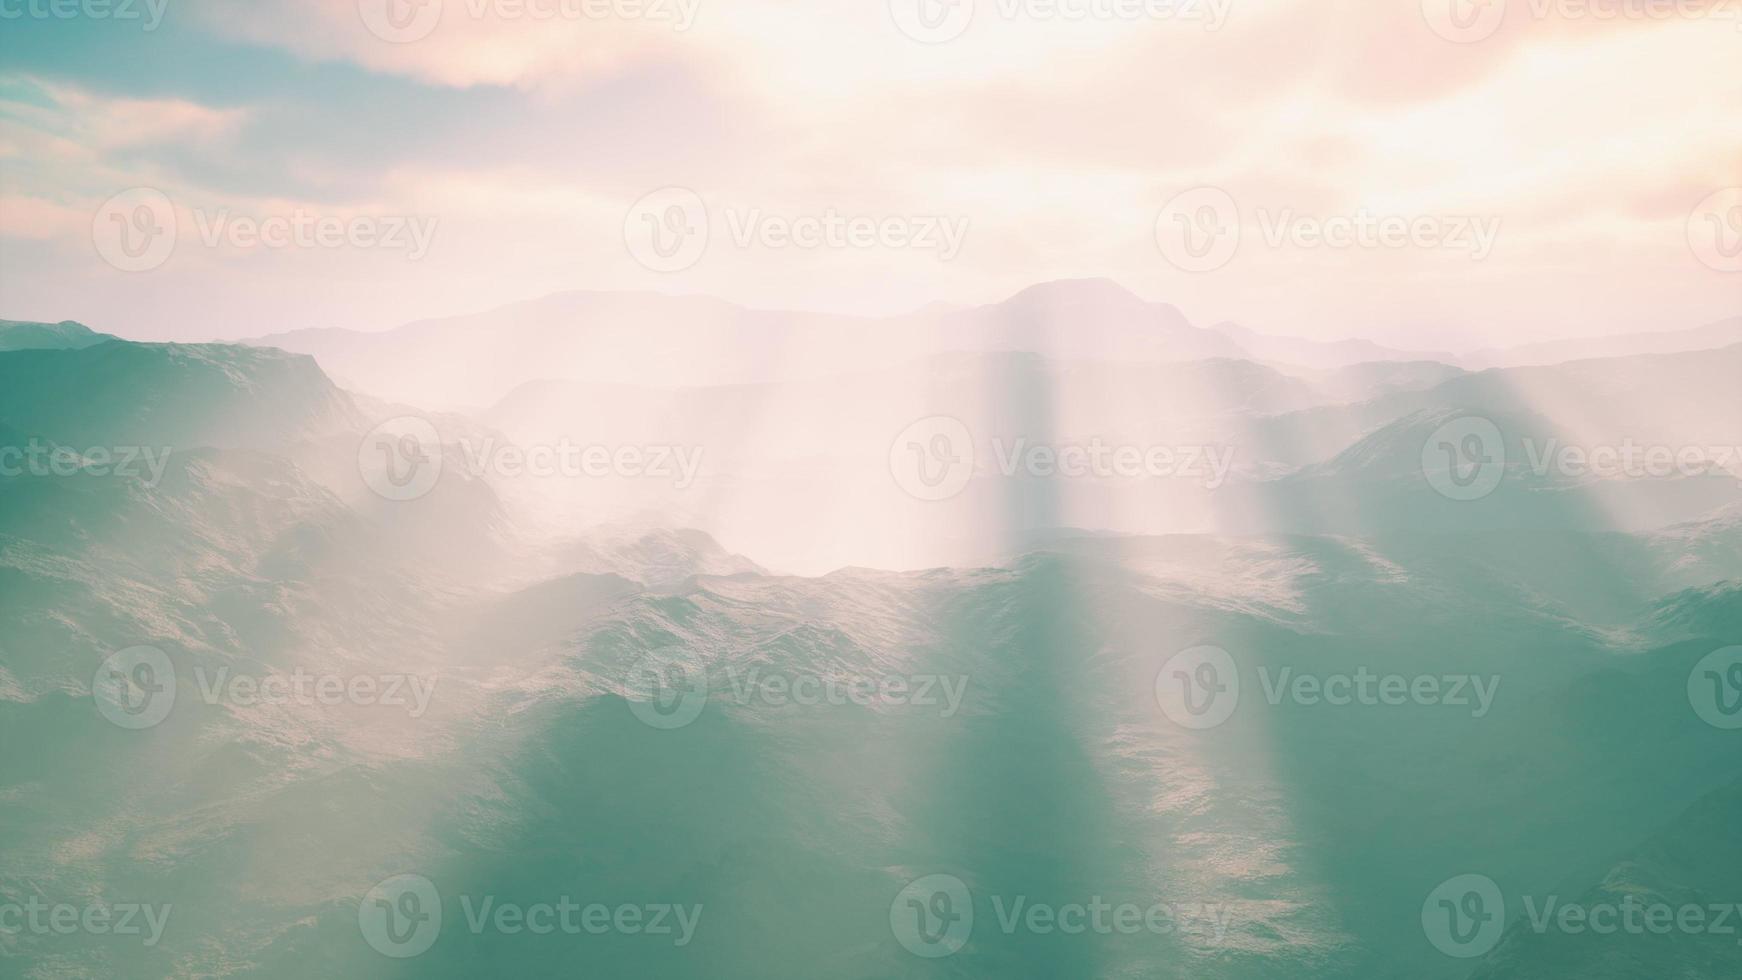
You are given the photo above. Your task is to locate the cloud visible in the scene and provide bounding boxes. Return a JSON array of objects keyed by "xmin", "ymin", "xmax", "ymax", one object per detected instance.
[
  {"xmin": 196, "ymin": 0, "xmax": 712, "ymax": 90},
  {"xmin": 1, "ymin": 0, "xmax": 1736, "ymax": 345},
  {"xmin": 1, "ymin": 77, "xmax": 246, "ymax": 164}
]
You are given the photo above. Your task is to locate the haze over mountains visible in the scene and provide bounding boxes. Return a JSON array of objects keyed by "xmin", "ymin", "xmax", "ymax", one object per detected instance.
[
  {"xmin": 2, "ymin": 280, "xmax": 1739, "ymax": 978},
  {"xmin": 6, "ymin": 281, "xmax": 1742, "ymax": 578},
  {"xmin": 183, "ymin": 279, "xmax": 1729, "ymax": 573},
  {"xmin": 242, "ymin": 280, "xmax": 1740, "ymax": 410},
  {"xmin": 246, "ymin": 279, "xmax": 1446, "ymax": 409}
]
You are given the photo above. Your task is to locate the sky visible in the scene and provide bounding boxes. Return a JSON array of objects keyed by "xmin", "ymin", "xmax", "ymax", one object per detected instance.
[{"xmin": 0, "ymin": 0, "xmax": 1738, "ymax": 349}]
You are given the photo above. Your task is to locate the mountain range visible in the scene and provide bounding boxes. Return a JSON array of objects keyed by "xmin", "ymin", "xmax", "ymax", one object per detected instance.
[{"xmin": 1, "ymin": 282, "xmax": 1738, "ymax": 978}]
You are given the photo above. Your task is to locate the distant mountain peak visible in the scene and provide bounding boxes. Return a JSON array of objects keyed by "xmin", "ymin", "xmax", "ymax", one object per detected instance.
[
  {"xmin": 0, "ymin": 339, "xmax": 362, "ymax": 452},
  {"xmin": 0, "ymin": 318, "xmax": 116, "ymax": 352},
  {"xmin": 999, "ymin": 277, "xmax": 1150, "ymax": 310}
]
